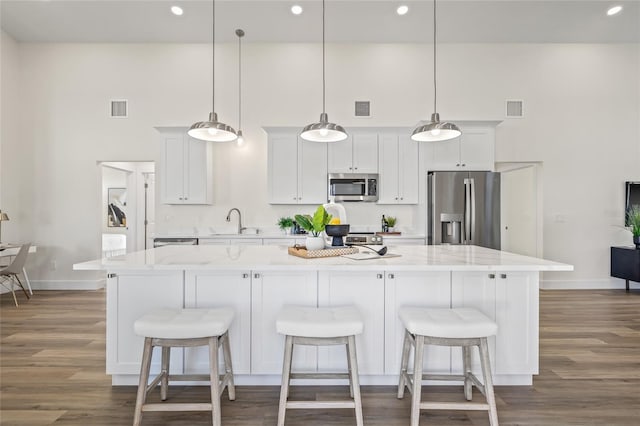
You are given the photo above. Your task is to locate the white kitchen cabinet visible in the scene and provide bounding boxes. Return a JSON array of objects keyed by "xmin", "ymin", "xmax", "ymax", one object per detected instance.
[
  {"xmin": 378, "ymin": 133, "xmax": 419, "ymax": 204},
  {"xmin": 106, "ymin": 271, "xmax": 184, "ymax": 375},
  {"xmin": 159, "ymin": 129, "xmax": 213, "ymax": 204},
  {"xmin": 384, "ymin": 271, "xmax": 451, "ymax": 375},
  {"xmin": 184, "ymin": 271, "xmax": 252, "ymax": 374},
  {"xmin": 328, "ymin": 132, "xmax": 378, "ymax": 174},
  {"xmin": 251, "ymin": 270, "xmax": 318, "ymax": 374},
  {"xmin": 425, "ymin": 125, "xmax": 496, "ymax": 172},
  {"xmin": 198, "ymin": 238, "xmax": 262, "ymax": 245},
  {"xmin": 451, "ymin": 272, "xmax": 497, "ymax": 375},
  {"xmin": 317, "ymin": 271, "xmax": 386, "ymax": 375},
  {"xmin": 267, "ymin": 132, "xmax": 328, "ymax": 204}
]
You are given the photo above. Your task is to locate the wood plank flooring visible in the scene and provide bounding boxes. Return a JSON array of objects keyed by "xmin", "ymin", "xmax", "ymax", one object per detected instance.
[{"xmin": 2, "ymin": 289, "xmax": 639, "ymax": 425}]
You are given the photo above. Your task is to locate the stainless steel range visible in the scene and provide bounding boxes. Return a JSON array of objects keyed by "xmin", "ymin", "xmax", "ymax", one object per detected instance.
[{"xmin": 344, "ymin": 232, "xmax": 383, "ymax": 245}]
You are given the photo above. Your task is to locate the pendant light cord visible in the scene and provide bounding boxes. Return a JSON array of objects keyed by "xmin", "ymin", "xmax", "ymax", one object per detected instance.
[
  {"xmin": 212, "ymin": 0, "xmax": 216, "ymax": 113},
  {"xmin": 322, "ymin": 0, "xmax": 326, "ymax": 115},
  {"xmin": 238, "ymin": 30, "xmax": 242, "ymax": 129},
  {"xmin": 433, "ymin": 0, "xmax": 437, "ymax": 113}
]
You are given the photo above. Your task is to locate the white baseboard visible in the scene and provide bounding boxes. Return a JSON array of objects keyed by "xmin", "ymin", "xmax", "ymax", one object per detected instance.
[
  {"xmin": 30, "ymin": 279, "xmax": 105, "ymax": 291},
  {"xmin": 541, "ymin": 277, "xmax": 638, "ymax": 290}
]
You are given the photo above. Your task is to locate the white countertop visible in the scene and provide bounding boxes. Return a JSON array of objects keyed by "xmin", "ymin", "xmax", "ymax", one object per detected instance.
[{"xmin": 74, "ymin": 244, "xmax": 572, "ymax": 272}]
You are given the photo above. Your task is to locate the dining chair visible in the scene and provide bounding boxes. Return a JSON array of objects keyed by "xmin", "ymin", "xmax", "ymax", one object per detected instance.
[{"xmin": 0, "ymin": 243, "xmax": 31, "ymax": 306}]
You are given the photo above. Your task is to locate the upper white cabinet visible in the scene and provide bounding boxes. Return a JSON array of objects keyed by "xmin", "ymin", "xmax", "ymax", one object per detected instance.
[
  {"xmin": 425, "ymin": 123, "xmax": 499, "ymax": 172},
  {"xmin": 158, "ymin": 128, "xmax": 213, "ymax": 204},
  {"xmin": 378, "ymin": 133, "xmax": 419, "ymax": 204},
  {"xmin": 267, "ymin": 131, "xmax": 328, "ymax": 204},
  {"xmin": 328, "ymin": 132, "xmax": 378, "ymax": 173}
]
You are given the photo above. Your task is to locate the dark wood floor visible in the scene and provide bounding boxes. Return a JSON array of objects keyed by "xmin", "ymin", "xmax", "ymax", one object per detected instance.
[{"xmin": 1, "ymin": 288, "xmax": 639, "ymax": 425}]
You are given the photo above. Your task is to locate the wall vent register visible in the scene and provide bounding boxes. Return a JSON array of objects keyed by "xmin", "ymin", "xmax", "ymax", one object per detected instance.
[
  {"xmin": 110, "ymin": 99, "xmax": 128, "ymax": 118},
  {"xmin": 505, "ymin": 99, "xmax": 524, "ymax": 118},
  {"xmin": 355, "ymin": 101, "xmax": 371, "ymax": 117}
]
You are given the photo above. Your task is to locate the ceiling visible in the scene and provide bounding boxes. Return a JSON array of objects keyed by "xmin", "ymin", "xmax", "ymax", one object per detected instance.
[{"xmin": 1, "ymin": 0, "xmax": 639, "ymax": 44}]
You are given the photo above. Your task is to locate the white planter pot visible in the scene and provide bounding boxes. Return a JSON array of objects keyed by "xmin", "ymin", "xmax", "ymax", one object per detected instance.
[{"xmin": 305, "ymin": 236, "xmax": 325, "ymax": 251}]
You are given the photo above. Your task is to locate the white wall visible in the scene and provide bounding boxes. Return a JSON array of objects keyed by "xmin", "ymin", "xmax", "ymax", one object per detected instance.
[{"xmin": 0, "ymin": 41, "xmax": 638, "ymax": 289}]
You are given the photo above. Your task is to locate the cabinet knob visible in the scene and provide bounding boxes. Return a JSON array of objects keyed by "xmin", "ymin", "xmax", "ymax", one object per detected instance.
[
  {"xmin": 388, "ymin": 273, "xmax": 395, "ymax": 279},
  {"xmin": 400, "ymin": 197, "xmax": 403, "ymax": 200},
  {"xmin": 179, "ymin": 197, "xmax": 183, "ymax": 200},
  {"xmin": 395, "ymin": 197, "xmax": 398, "ymax": 200},
  {"xmin": 107, "ymin": 273, "xmax": 117, "ymax": 278},
  {"xmin": 354, "ymin": 167, "xmax": 358, "ymax": 170},
  {"xmin": 376, "ymin": 273, "xmax": 383, "ymax": 279},
  {"xmin": 461, "ymin": 164, "xmax": 466, "ymax": 167},
  {"xmin": 254, "ymin": 273, "xmax": 260, "ymax": 279},
  {"xmin": 500, "ymin": 273, "xmax": 507, "ymax": 279},
  {"xmin": 456, "ymin": 164, "xmax": 460, "ymax": 167},
  {"xmin": 488, "ymin": 273, "xmax": 496, "ymax": 279},
  {"xmin": 242, "ymin": 273, "xmax": 249, "ymax": 279},
  {"xmin": 293, "ymin": 197, "xmax": 297, "ymax": 200}
]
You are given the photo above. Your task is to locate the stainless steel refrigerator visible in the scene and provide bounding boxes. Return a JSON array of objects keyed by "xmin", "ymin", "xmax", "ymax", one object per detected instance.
[{"xmin": 427, "ymin": 171, "xmax": 500, "ymax": 250}]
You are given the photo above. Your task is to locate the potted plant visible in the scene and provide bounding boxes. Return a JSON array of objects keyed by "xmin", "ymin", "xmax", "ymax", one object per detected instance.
[
  {"xmin": 295, "ymin": 206, "xmax": 332, "ymax": 251},
  {"xmin": 277, "ymin": 216, "xmax": 294, "ymax": 235},
  {"xmin": 386, "ymin": 216, "xmax": 397, "ymax": 232},
  {"xmin": 627, "ymin": 206, "xmax": 640, "ymax": 249}
]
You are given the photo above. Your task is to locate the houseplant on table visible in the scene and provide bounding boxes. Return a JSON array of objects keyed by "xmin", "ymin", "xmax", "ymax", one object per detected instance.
[
  {"xmin": 385, "ymin": 216, "xmax": 397, "ymax": 232},
  {"xmin": 295, "ymin": 206, "xmax": 332, "ymax": 251},
  {"xmin": 277, "ymin": 217, "xmax": 294, "ymax": 235},
  {"xmin": 627, "ymin": 206, "xmax": 640, "ymax": 249}
]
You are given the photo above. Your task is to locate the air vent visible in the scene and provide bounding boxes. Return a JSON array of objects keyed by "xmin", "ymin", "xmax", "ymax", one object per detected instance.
[
  {"xmin": 110, "ymin": 99, "xmax": 128, "ymax": 118},
  {"xmin": 505, "ymin": 99, "xmax": 524, "ymax": 118},
  {"xmin": 355, "ymin": 101, "xmax": 371, "ymax": 117}
]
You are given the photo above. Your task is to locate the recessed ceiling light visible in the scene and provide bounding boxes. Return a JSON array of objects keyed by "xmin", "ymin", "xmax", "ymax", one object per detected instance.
[
  {"xmin": 171, "ymin": 6, "xmax": 184, "ymax": 16},
  {"xmin": 397, "ymin": 5, "xmax": 409, "ymax": 16},
  {"xmin": 607, "ymin": 5, "xmax": 622, "ymax": 16},
  {"xmin": 291, "ymin": 5, "xmax": 303, "ymax": 15}
]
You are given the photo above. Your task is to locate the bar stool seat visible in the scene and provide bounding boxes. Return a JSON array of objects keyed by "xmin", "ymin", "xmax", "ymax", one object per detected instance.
[
  {"xmin": 133, "ymin": 308, "xmax": 235, "ymax": 426},
  {"xmin": 397, "ymin": 307, "xmax": 499, "ymax": 426},
  {"xmin": 276, "ymin": 306, "xmax": 364, "ymax": 426}
]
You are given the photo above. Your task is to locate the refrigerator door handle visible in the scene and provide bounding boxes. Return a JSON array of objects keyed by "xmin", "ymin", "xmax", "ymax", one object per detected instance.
[
  {"xmin": 469, "ymin": 178, "xmax": 476, "ymax": 243},
  {"xmin": 464, "ymin": 178, "xmax": 471, "ymax": 243}
]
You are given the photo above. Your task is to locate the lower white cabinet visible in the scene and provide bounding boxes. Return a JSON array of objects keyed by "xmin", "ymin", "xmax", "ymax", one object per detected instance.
[
  {"xmin": 384, "ymin": 271, "xmax": 451, "ymax": 375},
  {"xmin": 198, "ymin": 238, "xmax": 262, "ymax": 245},
  {"xmin": 106, "ymin": 271, "xmax": 184, "ymax": 375},
  {"xmin": 250, "ymin": 270, "xmax": 318, "ymax": 374},
  {"xmin": 184, "ymin": 271, "xmax": 252, "ymax": 374},
  {"xmin": 318, "ymin": 271, "xmax": 386, "ymax": 375}
]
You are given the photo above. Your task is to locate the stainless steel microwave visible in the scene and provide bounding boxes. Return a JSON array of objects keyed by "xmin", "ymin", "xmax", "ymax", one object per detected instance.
[{"xmin": 328, "ymin": 173, "xmax": 378, "ymax": 202}]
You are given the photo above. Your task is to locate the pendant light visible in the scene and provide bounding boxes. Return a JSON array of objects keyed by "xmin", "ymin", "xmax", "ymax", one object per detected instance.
[
  {"xmin": 411, "ymin": 0, "xmax": 461, "ymax": 142},
  {"xmin": 300, "ymin": 0, "xmax": 347, "ymax": 143},
  {"xmin": 188, "ymin": 0, "xmax": 237, "ymax": 142},
  {"xmin": 235, "ymin": 29, "xmax": 245, "ymax": 146}
]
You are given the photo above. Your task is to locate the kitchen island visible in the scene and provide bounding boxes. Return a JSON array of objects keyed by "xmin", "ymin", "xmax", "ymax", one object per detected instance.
[{"xmin": 74, "ymin": 244, "xmax": 572, "ymax": 386}]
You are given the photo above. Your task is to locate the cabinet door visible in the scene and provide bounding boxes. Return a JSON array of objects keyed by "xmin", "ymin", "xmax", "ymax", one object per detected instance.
[
  {"xmin": 451, "ymin": 272, "xmax": 497, "ymax": 375},
  {"xmin": 398, "ymin": 135, "xmax": 419, "ymax": 204},
  {"xmin": 327, "ymin": 137, "xmax": 354, "ymax": 173},
  {"xmin": 184, "ymin": 271, "xmax": 252, "ymax": 374},
  {"xmin": 268, "ymin": 134, "xmax": 299, "ymax": 204},
  {"xmin": 377, "ymin": 134, "xmax": 400, "ymax": 204},
  {"xmin": 251, "ymin": 271, "xmax": 318, "ymax": 374},
  {"xmin": 384, "ymin": 271, "xmax": 451, "ymax": 374},
  {"xmin": 318, "ymin": 271, "xmax": 385, "ymax": 375},
  {"xmin": 184, "ymin": 137, "xmax": 213, "ymax": 204},
  {"xmin": 494, "ymin": 272, "xmax": 538, "ymax": 375},
  {"xmin": 106, "ymin": 271, "xmax": 184, "ymax": 375},
  {"xmin": 298, "ymin": 138, "xmax": 328, "ymax": 204},
  {"xmin": 459, "ymin": 128, "xmax": 495, "ymax": 171},
  {"xmin": 162, "ymin": 135, "xmax": 186, "ymax": 204},
  {"xmin": 352, "ymin": 133, "xmax": 378, "ymax": 173},
  {"xmin": 425, "ymin": 138, "xmax": 461, "ymax": 171}
]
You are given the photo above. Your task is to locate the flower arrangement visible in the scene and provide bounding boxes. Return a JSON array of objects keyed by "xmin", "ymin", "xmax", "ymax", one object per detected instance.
[{"xmin": 295, "ymin": 206, "xmax": 332, "ymax": 237}]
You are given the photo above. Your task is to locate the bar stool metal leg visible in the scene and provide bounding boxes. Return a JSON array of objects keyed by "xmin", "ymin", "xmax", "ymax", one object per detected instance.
[
  {"xmin": 133, "ymin": 337, "xmax": 153, "ymax": 426},
  {"xmin": 277, "ymin": 335, "xmax": 294, "ymax": 426},
  {"xmin": 347, "ymin": 335, "xmax": 364, "ymax": 426},
  {"xmin": 479, "ymin": 338, "xmax": 499, "ymax": 426}
]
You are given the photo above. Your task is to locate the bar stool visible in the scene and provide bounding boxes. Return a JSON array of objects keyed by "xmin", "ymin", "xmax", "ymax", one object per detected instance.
[
  {"xmin": 132, "ymin": 308, "xmax": 235, "ymax": 426},
  {"xmin": 397, "ymin": 307, "xmax": 499, "ymax": 426},
  {"xmin": 276, "ymin": 306, "xmax": 364, "ymax": 426}
]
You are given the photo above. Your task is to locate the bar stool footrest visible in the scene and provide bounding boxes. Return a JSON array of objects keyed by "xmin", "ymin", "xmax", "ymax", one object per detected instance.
[
  {"xmin": 287, "ymin": 401, "xmax": 357, "ymax": 409},
  {"xmin": 142, "ymin": 402, "xmax": 213, "ymax": 412},
  {"xmin": 421, "ymin": 401, "xmax": 490, "ymax": 411}
]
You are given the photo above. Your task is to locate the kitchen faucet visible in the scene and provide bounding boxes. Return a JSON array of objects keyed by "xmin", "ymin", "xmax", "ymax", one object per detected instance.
[{"xmin": 226, "ymin": 208, "xmax": 246, "ymax": 234}]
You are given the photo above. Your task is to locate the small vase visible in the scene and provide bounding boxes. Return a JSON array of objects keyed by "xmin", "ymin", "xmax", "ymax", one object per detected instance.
[
  {"xmin": 305, "ymin": 236, "xmax": 325, "ymax": 251},
  {"xmin": 634, "ymin": 235, "xmax": 640, "ymax": 249}
]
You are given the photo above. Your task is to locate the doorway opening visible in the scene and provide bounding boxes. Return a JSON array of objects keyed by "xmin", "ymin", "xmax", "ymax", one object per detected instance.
[{"xmin": 99, "ymin": 162, "xmax": 155, "ymax": 257}]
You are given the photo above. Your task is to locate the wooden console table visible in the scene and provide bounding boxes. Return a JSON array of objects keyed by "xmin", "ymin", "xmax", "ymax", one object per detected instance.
[{"xmin": 611, "ymin": 246, "xmax": 640, "ymax": 292}]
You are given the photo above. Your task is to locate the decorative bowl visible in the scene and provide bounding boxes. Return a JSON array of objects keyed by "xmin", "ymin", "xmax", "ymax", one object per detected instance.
[{"xmin": 325, "ymin": 224, "xmax": 350, "ymax": 246}]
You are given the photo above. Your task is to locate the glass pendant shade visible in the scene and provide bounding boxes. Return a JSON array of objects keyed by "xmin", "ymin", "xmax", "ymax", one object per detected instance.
[
  {"xmin": 411, "ymin": 113, "xmax": 461, "ymax": 142},
  {"xmin": 301, "ymin": 113, "xmax": 348, "ymax": 142},
  {"xmin": 188, "ymin": 112, "xmax": 237, "ymax": 142}
]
